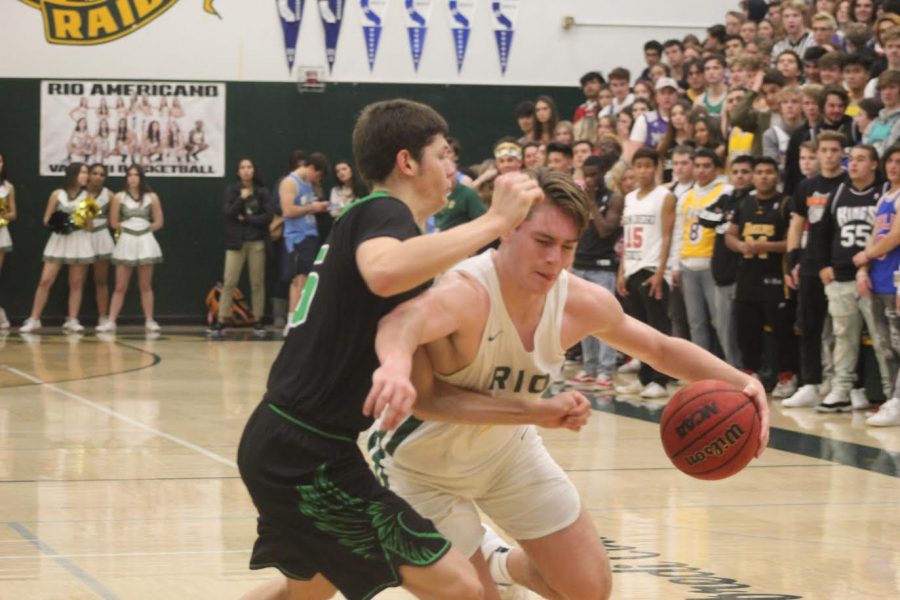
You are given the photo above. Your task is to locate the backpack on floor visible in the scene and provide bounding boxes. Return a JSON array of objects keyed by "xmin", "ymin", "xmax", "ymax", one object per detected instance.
[{"xmin": 205, "ymin": 282, "xmax": 257, "ymax": 326}]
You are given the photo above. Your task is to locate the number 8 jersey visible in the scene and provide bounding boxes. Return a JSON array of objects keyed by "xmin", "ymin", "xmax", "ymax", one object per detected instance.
[{"xmin": 622, "ymin": 185, "xmax": 671, "ymax": 278}]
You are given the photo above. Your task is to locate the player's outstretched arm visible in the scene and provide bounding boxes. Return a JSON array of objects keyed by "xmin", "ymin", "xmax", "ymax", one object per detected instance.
[
  {"xmin": 409, "ymin": 349, "xmax": 590, "ymax": 431},
  {"xmin": 364, "ymin": 273, "xmax": 479, "ymax": 429},
  {"xmin": 567, "ymin": 276, "xmax": 770, "ymax": 456},
  {"xmin": 357, "ymin": 173, "xmax": 543, "ymax": 297}
]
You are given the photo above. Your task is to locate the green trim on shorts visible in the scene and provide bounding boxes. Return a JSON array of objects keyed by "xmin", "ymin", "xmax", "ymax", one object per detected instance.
[
  {"xmin": 44, "ymin": 255, "xmax": 95, "ymax": 264},
  {"xmin": 94, "ymin": 253, "xmax": 111, "ymax": 260},
  {"xmin": 367, "ymin": 430, "xmax": 389, "ymax": 486},
  {"xmin": 0, "ymin": 245, "xmax": 11, "ymax": 253},
  {"xmin": 384, "ymin": 416, "xmax": 423, "ymax": 455},
  {"xmin": 267, "ymin": 403, "xmax": 356, "ymax": 444},
  {"xmin": 248, "ymin": 562, "xmax": 314, "ymax": 581},
  {"xmin": 110, "ymin": 256, "xmax": 163, "ymax": 266}
]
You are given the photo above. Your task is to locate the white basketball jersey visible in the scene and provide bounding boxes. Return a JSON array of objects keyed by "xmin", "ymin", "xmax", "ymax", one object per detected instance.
[
  {"xmin": 622, "ymin": 185, "xmax": 669, "ymax": 278},
  {"xmin": 372, "ymin": 250, "xmax": 567, "ymax": 479}
]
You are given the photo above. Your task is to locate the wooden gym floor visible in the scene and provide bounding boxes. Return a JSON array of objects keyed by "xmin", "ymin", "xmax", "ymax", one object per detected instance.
[{"xmin": 0, "ymin": 329, "xmax": 897, "ymax": 599}]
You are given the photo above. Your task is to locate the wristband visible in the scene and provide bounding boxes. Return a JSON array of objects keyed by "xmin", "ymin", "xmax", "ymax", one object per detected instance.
[{"xmin": 787, "ymin": 249, "xmax": 801, "ymax": 272}]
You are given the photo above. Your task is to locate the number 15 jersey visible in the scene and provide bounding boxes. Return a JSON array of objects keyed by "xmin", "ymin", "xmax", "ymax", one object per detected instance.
[{"xmin": 622, "ymin": 185, "xmax": 671, "ymax": 278}]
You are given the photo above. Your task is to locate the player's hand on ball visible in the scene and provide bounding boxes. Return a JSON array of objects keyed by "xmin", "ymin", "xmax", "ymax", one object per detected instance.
[
  {"xmin": 742, "ymin": 376, "xmax": 769, "ymax": 457},
  {"xmin": 489, "ymin": 172, "xmax": 544, "ymax": 230},
  {"xmin": 364, "ymin": 364, "xmax": 416, "ymax": 431}
]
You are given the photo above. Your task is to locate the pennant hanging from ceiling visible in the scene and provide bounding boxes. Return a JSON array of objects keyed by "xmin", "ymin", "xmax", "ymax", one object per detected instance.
[
  {"xmin": 318, "ymin": 0, "xmax": 346, "ymax": 73},
  {"xmin": 448, "ymin": 0, "xmax": 476, "ymax": 73},
  {"xmin": 361, "ymin": 0, "xmax": 390, "ymax": 71},
  {"xmin": 491, "ymin": 0, "xmax": 518, "ymax": 75},
  {"xmin": 404, "ymin": 0, "xmax": 433, "ymax": 71},
  {"xmin": 277, "ymin": 0, "xmax": 306, "ymax": 73}
]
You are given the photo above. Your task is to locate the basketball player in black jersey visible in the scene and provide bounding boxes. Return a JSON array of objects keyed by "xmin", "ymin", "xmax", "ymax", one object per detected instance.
[{"xmin": 237, "ymin": 99, "xmax": 542, "ymax": 600}]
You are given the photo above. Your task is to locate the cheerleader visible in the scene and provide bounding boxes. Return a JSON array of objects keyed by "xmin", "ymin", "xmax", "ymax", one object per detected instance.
[
  {"xmin": 0, "ymin": 152, "xmax": 16, "ymax": 330},
  {"xmin": 20, "ymin": 163, "xmax": 95, "ymax": 333},
  {"xmin": 98, "ymin": 165, "xmax": 163, "ymax": 332},
  {"xmin": 86, "ymin": 164, "xmax": 115, "ymax": 328}
]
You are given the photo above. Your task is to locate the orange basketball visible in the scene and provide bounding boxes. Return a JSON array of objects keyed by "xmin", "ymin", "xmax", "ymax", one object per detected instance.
[{"xmin": 659, "ymin": 380, "xmax": 760, "ymax": 480}]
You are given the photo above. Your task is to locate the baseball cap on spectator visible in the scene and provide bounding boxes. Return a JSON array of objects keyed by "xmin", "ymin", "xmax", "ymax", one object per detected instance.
[{"xmin": 655, "ymin": 77, "xmax": 680, "ymax": 91}]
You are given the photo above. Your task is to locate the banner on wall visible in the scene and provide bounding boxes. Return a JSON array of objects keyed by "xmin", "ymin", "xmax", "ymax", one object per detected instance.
[
  {"xmin": 361, "ymin": 0, "xmax": 390, "ymax": 71},
  {"xmin": 319, "ymin": 0, "xmax": 346, "ymax": 72},
  {"xmin": 17, "ymin": 0, "xmax": 220, "ymax": 45},
  {"xmin": 277, "ymin": 0, "xmax": 306, "ymax": 73},
  {"xmin": 404, "ymin": 0, "xmax": 433, "ymax": 71},
  {"xmin": 448, "ymin": 0, "xmax": 475, "ymax": 73},
  {"xmin": 491, "ymin": 0, "xmax": 518, "ymax": 74},
  {"xmin": 40, "ymin": 80, "xmax": 226, "ymax": 177}
]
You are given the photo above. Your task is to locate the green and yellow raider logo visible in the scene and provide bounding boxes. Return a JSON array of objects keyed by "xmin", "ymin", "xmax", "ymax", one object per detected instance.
[{"xmin": 19, "ymin": 0, "xmax": 220, "ymax": 45}]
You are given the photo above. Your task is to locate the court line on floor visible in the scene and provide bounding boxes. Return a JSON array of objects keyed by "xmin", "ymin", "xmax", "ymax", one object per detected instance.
[
  {"xmin": 1, "ymin": 366, "xmax": 237, "ymax": 470},
  {"xmin": 6, "ymin": 522, "xmax": 120, "ymax": 600},
  {"xmin": 0, "ymin": 337, "xmax": 161, "ymax": 389},
  {"xmin": 589, "ymin": 395, "xmax": 900, "ymax": 477}
]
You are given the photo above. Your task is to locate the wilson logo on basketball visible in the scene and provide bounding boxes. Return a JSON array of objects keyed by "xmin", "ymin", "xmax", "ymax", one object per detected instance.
[
  {"xmin": 684, "ymin": 424, "xmax": 746, "ymax": 466},
  {"xmin": 18, "ymin": 0, "xmax": 220, "ymax": 45},
  {"xmin": 675, "ymin": 402, "xmax": 719, "ymax": 439}
]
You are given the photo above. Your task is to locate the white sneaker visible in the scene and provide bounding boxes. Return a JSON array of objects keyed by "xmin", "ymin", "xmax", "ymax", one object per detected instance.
[
  {"xmin": 0, "ymin": 307, "xmax": 9, "ymax": 330},
  {"xmin": 772, "ymin": 374, "xmax": 798, "ymax": 399},
  {"xmin": 144, "ymin": 319, "xmax": 161, "ymax": 333},
  {"xmin": 641, "ymin": 381, "xmax": 669, "ymax": 399},
  {"xmin": 816, "ymin": 390, "xmax": 852, "ymax": 413},
  {"xmin": 96, "ymin": 320, "xmax": 116, "ymax": 333},
  {"xmin": 96, "ymin": 316, "xmax": 110, "ymax": 328},
  {"xmin": 19, "ymin": 318, "xmax": 42, "ymax": 333},
  {"xmin": 615, "ymin": 379, "xmax": 643, "ymax": 395},
  {"xmin": 866, "ymin": 398, "xmax": 900, "ymax": 427},
  {"xmin": 850, "ymin": 388, "xmax": 871, "ymax": 411},
  {"xmin": 617, "ymin": 359, "xmax": 641, "ymax": 374},
  {"xmin": 62, "ymin": 318, "xmax": 84, "ymax": 333},
  {"xmin": 782, "ymin": 384, "xmax": 820, "ymax": 408}
]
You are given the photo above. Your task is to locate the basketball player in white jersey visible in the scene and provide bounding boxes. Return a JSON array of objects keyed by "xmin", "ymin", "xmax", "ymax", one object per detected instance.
[{"xmin": 365, "ymin": 168, "xmax": 770, "ymax": 600}]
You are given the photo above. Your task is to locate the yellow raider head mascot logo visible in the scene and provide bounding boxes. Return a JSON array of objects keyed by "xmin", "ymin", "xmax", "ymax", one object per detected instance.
[{"xmin": 18, "ymin": 0, "xmax": 220, "ymax": 45}]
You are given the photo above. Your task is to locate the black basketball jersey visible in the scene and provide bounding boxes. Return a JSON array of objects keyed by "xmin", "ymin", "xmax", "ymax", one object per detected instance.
[
  {"xmin": 264, "ymin": 193, "xmax": 426, "ymax": 436},
  {"xmin": 791, "ymin": 172, "xmax": 847, "ymax": 276},
  {"xmin": 827, "ymin": 181, "xmax": 882, "ymax": 281},
  {"xmin": 698, "ymin": 187, "xmax": 749, "ymax": 286},
  {"xmin": 734, "ymin": 193, "xmax": 788, "ymax": 301}
]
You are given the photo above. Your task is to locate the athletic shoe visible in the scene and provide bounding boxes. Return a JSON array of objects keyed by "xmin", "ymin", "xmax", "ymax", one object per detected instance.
[
  {"xmin": 816, "ymin": 391, "xmax": 852, "ymax": 413},
  {"xmin": 850, "ymin": 388, "xmax": 871, "ymax": 411},
  {"xmin": 207, "ymin": 321, "xmax": 224, "ymax": 337},
  {"xmin": 95, "ymin": 320, "xmax": 116, "ymax": 333},
  {"xmin": 771, "ymin": 373, "xmax": 798, "ymax": 399},
  {"xmin": 592, "ymin": 374, "xmax": 614, "ymax": 390},
  {"xmin": 617, "ymin": 358, "xmax": 641, "ymax": 374},
  {"xmin": 62, "ymin": 318, "xmax": 84, "ymax": 333},
  {"xmin": 96, "ymin": 316, "xmax": 110, "ymax": 329},
  {"xmin": 253, "ymin": 322, "xmax": 266, "ymax": 337},
  {"xmin": 782, "ymin": 384, "xmax": 820, "ymax": 408},
  {"xmin": 866, "ymin": 398, "xmax": 900, "ymax": 427},
  {"xmin": 0, "ymin": 307, "xmax": 9, "ymax": 330},
  {"xmin": 640, "ymin": 382, "xmax": 669, "ymax": 399},
  {"xmin": 615, "ymin": 379, "xmax": 643, "ymax": 395},
  {"xmin": 566, "ymin": 370, "xmax": 595, "ymax": 386},
  {"xmin": 19, "ymin": 318, "xmax": 41, "ymax": 333},
  {"xmin": 144, "ymin": 319, "xmax": 161, "ymax": 333}
]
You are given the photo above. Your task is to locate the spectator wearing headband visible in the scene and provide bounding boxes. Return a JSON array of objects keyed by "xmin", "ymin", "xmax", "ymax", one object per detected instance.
[{"xmin": 470, "ymin": 138, "xmax": 523, "ymax": 190}]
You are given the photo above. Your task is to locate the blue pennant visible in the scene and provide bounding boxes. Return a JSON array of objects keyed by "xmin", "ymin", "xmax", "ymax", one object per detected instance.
[
  {"xmin": 319, "ymin": 0, "xmax": 345, "ymax": 73},
  {"xmin": 407, "ymin": 26, "xmax": 427, "ymax": 71},
  {"xmin": 451, "ymin": 27, "xmax": 470, "ymax": 72},
  {"xmin": 494, "ymin": 28, "xmax": 513, "ymax": 74},
  {"xmin": 277, "ymin": 0, "xmax": 305, "ymax": 73}
]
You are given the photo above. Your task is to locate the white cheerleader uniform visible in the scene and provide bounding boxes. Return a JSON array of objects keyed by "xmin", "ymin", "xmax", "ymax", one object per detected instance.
[
  {"xmin": 89, "ymin": 187, "xmax": 115, "ymax": 260},
  {"xmin": 112, "ymin": 192, "xmax": 162, "ymax": 266},
  {"xmin": 42, "ymin": 189, "xmax": 96, "ymax": 264},
  {"xmin": 0, "ymin": 182, "xmax": 12, "ymax": 253}
]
